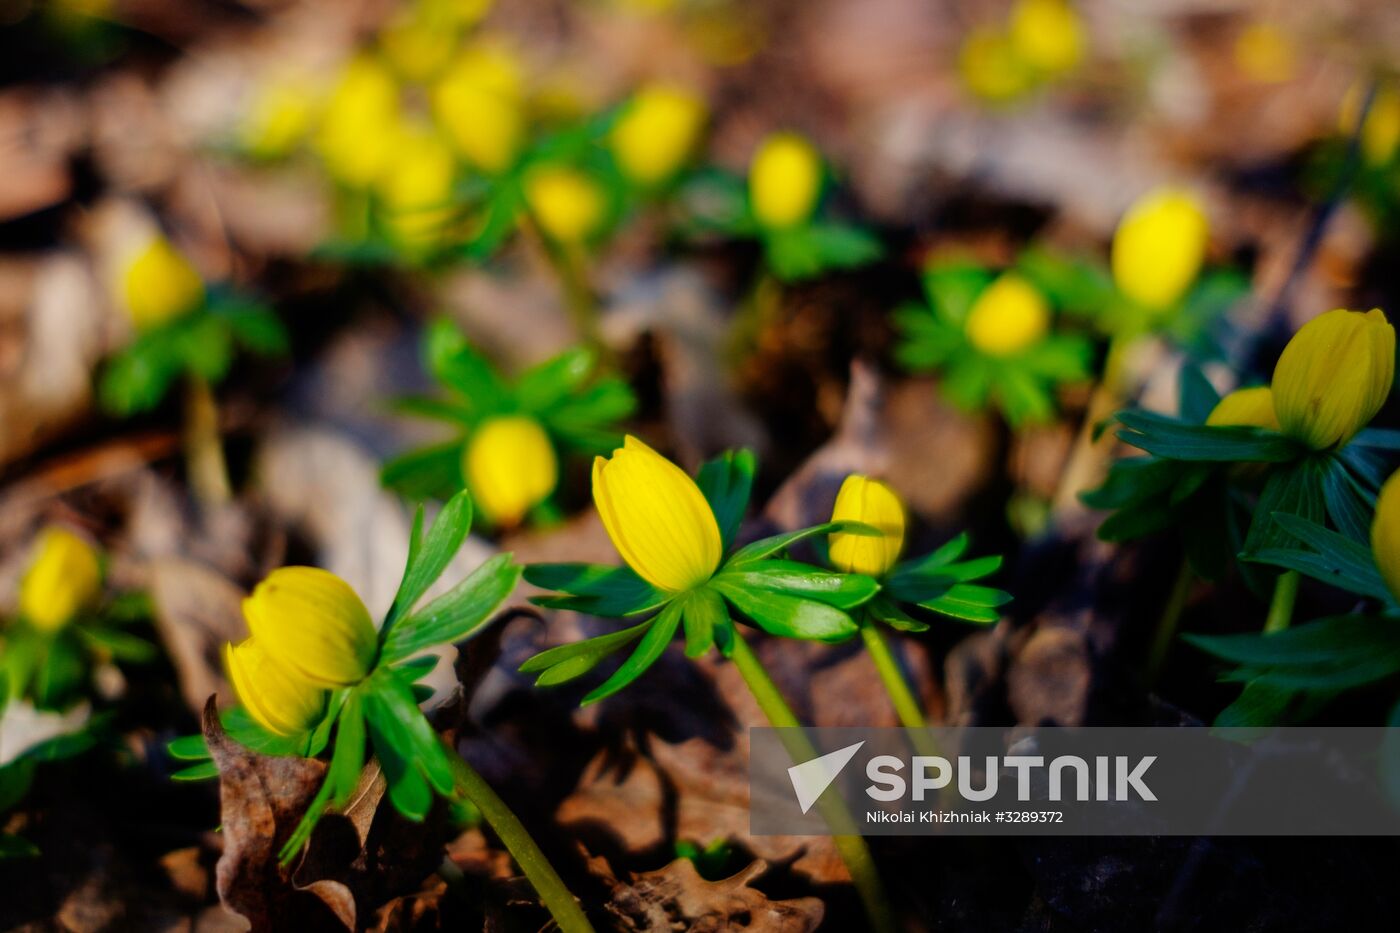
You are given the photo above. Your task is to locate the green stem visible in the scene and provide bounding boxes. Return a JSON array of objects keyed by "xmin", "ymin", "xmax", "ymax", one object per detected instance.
[
  {"xmin": 729, "ymin": 633, "xmax": 896, "ymax": 933},
  {"xmin": 522, "ymin": 212, "xmax": 602, "ymax": 351},
  {"xmin": 1264, "ymin": 570, "xmax": 1300, "ymax": 634},
  {"xmin": 1147, "ymin": 560, "xmax": 1193, "ymax": 684},
  {"xmin": 726, "ymin": 271, "xmax": 781, "ymax": 365},
  {"xmin": 449, "ymin": 752, "xmax": 594, "ymax": 933},
  {"xmin": 184, "ymin": 374, "xmax": 231, "ymax": 506},
  {"xmin": 860, "ymin": 623, "xmax": 925, "ymax": 729}
]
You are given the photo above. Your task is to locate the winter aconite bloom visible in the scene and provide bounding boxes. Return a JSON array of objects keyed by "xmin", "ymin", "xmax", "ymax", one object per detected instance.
[
  {"xmin": 525, "ymin": 166, "xmax": 607, "ymax": 243},
  {"xmin": 18, "ymin": 527, "xmax": 101, "ymax": 633},
  {"xmin": 593, "ymin": 436, "xmax": 722, "ymax": 593},
  {"xmin": 828, "ymin": 476, "xmax": 906, "ymax": 578},
  {"xmin": 241, "ymin": 567, "xmax": 378, "ymax": 687},
  {"xmin": 609, "ymin": 84, "xmax": 707, "ymax": 186},
  {"xmin": 433, "ymin": 44, "xmax": 525, "ymax": 174},
  {"xmin": 1372, "ymin": 470, "xmax": 1400, "ymax": 603},
  {"xmin": 224, "ymin": 637, "xmax": 327, "ymax": 736},
  {"xmin": 1111, "ymin": 188, "xmax": 1209, "ymax": 311},
  {"xmin": 1233, "ymin": 22, "xmax": 1296, "ymax": 84},
  {"xmin": 1341, "ymin": 80, "xmax": 1400, "ymax": 167},
  {"xmin": 375, "ymin": 126, "xmax": 457, "ymax": 251},
  {"xmin": 1008, "ymin": 0, "xmax": 1083, "ymax": 78},
  {"xmin": 964, "ymin": 273, "xmax": 1050, "ymax": 357},
  {"xmin": 122, "ymin": 236, "xmax": 205, "ymax": 332},
  {"xmin": 1272, "ymin": 308, "xmax": 1395, "ymax": 450},
  {"xmin": 464, "ymin": 416, "xmax": 558, "ymax": 526},
  {"xmin": 1206, "ymin": 386, "xmax": 1279, "ymax": 430},
  {"xmin": 241, "ymin": 76, "xmax": 318, "ymax": 160},
  {"xmin": 315, "ymin": 56, "xmax": 401, "ymax": 188},
  {"xmin": 749, "ymin": 132, "xmax": 822, "ymax": 230}
]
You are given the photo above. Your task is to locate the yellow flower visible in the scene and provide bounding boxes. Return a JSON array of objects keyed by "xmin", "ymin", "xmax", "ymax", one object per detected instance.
[
  {"xmin": 1233, "ymin": 22, "xmax": 1296, "ymax": 84},
  {"xmin": 1009, "ymin": 0, "xmax": 1083, "ymax": 78},
  {"xmin": 380, "ymin": 8, "xmax": 460, "ymax": 83},
  {"xmin": 464, "ymin": 416, "xmax": 558, "ymax": 526},
  {"xmin": 1111, "ymin": 187, "xmax": 1209, "ymax": 311},
  {"xmin": 593, "ymin": 436, "xmax": 722, "ymax": 593},
  {"xmin": 960, "ymin": 27, "xmax": 1033, "ymax": 103},
  {"xmin": 964, "ymin": 273, "xmax": 1050, "ymax": 357},
  {"xmin": 609, "ymin": 84, "xmax": 707, "ymax": 186},
  {"xmin": 242, "ymin": 567, "xmax": 378, "ymax": 687},
  {"xmin": 1341, "ymin": 80, "xmax": 1400, "ymax": 167},
  {"xmin": 1272, "ymin": 308, "xmax": 1395, "ymax": 451},
  {"xmin": 828, "ymin": 476, "xmax": 905, "ymax": 578},
  {"xmin": 1206, "ymin": 386, "xmax": 1279, "ymax": 430},
  {"xmin": 433, "ymin": 44, "xmax": 526, "ymax": 174},
  {"xmin": 121, "ymin": 236, "xmax": 205, "ymax": 331},
  {"xmin": 224, "ymin": 638, "xmax": 327, "ymax": 736},
  {"xmin": 1372, "ymin": 469, "xmax": 1400, "ymax": 603},
  {"xmin": 748, "ymin": 132, "xmax": 822, "ymax": 230},
  {"xmin": 241, "ymin": 76, "xmax": 318, "ymax": 160},
  {"xmin": 19, "ymin": 526, "xmax": 101, "ymax": 633},
  {"xmin": 315, "ymin": 56, "xmax": 401, "ymax": 188},
  {"xmin": 375, "ymin": 125, "xmax": 457, "ymax": 251},
  {"xmin": 524, "ymin": 165, "xmax": 607, "ymax": 243}
]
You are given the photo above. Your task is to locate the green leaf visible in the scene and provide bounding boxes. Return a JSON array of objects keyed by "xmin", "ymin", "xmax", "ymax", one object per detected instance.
[
  {"xmin": 921, "ymin": 261, "xmax": 994, "ymax": 325},
  {"xmin": 0, "ymin": 833, "xmax": 39, "ymax": 859},
  {"xmin": 696, "ymin": 449, "xmax": 757, "ymax": 554},
  {"xmin": 172, "ymin": 761, "xmax": 220, "ymax": 782},
  {"xmin": 385, "ymin": 491, "xmax": 474, "ymax": 630},
  {"xmin": 218, "ymin": 301, "xmax": 289, "ymax": 356},
  {"xmin": 389, "ymin": 396, "xmax": 476, "ymax": 428},
  {"xmin": 805, "ymin": 222, "xmax": 883, "ymax": 270},
  {"xmin": 424, "ymin": 319, "xmax": 509, "ymax": 412},
  {"xmin": 1321, "ymin": 454, "xmax": 1375, "ymax": 543},
  {"xmin": 327, "ymin": 693, "xmax": 366, "ymax": 806},
  {"xmin": 99, "ymin": 339, "xmax": 182, "ymax": 415},
  {"xmin": 167, "ymin": 734, "xmax": 210, "ymax": 761},
  {"xmin": 725, "ymin": 521, "xmax": 878, "ymax": 568},
  {"xmin": 381, "ymin": 554, "xmax": 521, "ymax": 663},
  {"xmin": 543, "ymin": 379, "xmax": 636, "ymax": 451},
  {"xmin": 916, "ymin": 583, "xmax": 1011, "ymax": 624},
  {"xmin": 77, "ymin": 627, "xmax": 158, "ymax": 664},
  {"xmin": 711, "ymin": 581, "xmax": 858, "ymax": 643},
  {"xmin": 1212, "ymin": 680, "xmax": 1298, "ymax": 728},
  {"xmin": 171, "ymin": 314, "xmax": 235, "ymax": 383},
  {"xmin": 1114, "ymin": 411, "xmax": 1301, "ymax": 462},
  {"xmin": 715, "ymin": 560, "xmax": 878, "ymax": 609},
  {"xmin": 867, "ymin": 595, "xmax": 928, "ymax": 632},
  {"xmin": 519, "ymin": 619, "xmax": 653, "ymax": 685},
  {"xmin": 0, "ymin": 760, "xmax": 36, "ymax": 814},
  {"xmin": 380, "ymin": 442, "xmax": 466, "ymax": 502},
  {"xmin": 681, "ymin": 587, "xmax": 729, "ymax": 658},
  {"xmin": 1247, "ymin": 512, "xmax": 1391, "ymax": 602},
  {"xmin": 524, "ymin": 562, "xmax": 670, "ymax": 617},
  {"xmin": 362, "ymin": 670, "xmax": 455, "ymax": 798},
  {"xmin": 1241, "ymin": 458, "xmax": 1327, "ymax": 556},
  {"xmin": 1178, "ymin": 364, "xmax": 1222, "ymax": 425},
  {"xmin": 582, "ymin": 602, "xmax": 684, "ymax": 704},
  {"xmin": 516, "ymin": 347, "xmax": 595, "ymax": 412},
  {"xmin": 1185, "ymin": 614, "xmax": 1400, "ymax": 667}
]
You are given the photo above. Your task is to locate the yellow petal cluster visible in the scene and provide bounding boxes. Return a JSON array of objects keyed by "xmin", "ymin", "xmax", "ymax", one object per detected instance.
[
  {"xmin": 315, "ymin": 56, "xmax": 401, "ymax": 188},
  {"xmin": 241, "ymin": 76, "xmax": 318, "ymax": 160},
  {"xmin": 121, "ymin": 236, "xmax": 205, "ymax": 331},
  {"xmin": 593, "ymin": 436, "xmax": 722, "ymax": 593},
  {"xmin": 18, "ymin": 526, "xmax": 102, "ymax": 634},
  {"xmin": 224, "ymin": 638, "xmax": 326, "ymax": 736},
  {"xmin": 1372, "ymin": 469, "xmax": 1400, "ymax": 603},
  {"xmin": 748, "ymin": 132, "xmax": 822, "ymax": 230},
  {"xmin": 241, "ymin": 567, "xmax": 378, "ymax": 687},
  {"xmin": 433, "ymin": 44, "xmax": 526, "ymax": 174},
  {"xmin": 1271, "ymin": 308, "xmax": 1395, "ymax": 450},
  {"xmin": 609, "ymin": 84, "xmax": 707, "ymax": 187},
  {"xmin": 1206, "ymin": 386, "xmax": 1279, "ymax": 430},
  {"xmin": 464, "ymin": 415, "xmax": 559, "ymax": 526},
  {"xmin": 375, "ymin": 125, "xmax": 457, "ymax": 252},
  {"xmin": 964, "ymin": 273, "xmax": 1050, "ymax": 357},
  {"xmin": 524, "ymin": 165, "xmax": 607, "ymax": 243},
  {"xmin": 828, "ymin": 476, "xmax": 906, "ymax": 578},
  {"xmin": 1008, "ymin": 0, "xmax": 1084, "ymax": 78},
  {"xmin": 959, "ymin": 27, "xmax": 1033, "ymax": 103},
  {"xmin": 1341, "ymin": 80, "xmax": 1400, "ymax": 167},
  {"xmin": 1111, "ymin": 188, "xmax": 1209, "ymax": 311}
]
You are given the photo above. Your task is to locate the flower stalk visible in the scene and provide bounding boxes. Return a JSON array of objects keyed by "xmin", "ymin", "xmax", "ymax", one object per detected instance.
[
  {"xmin": 1263, "ymin": 570, "xmax": 1299, "ymax": 634},
  {"xmin": 183, "ymin": 373, "xmax": 232, "ymax": 506}
]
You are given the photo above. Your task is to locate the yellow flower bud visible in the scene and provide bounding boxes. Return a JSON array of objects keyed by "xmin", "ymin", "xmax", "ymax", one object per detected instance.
[
  {"xmin": 375, "ymin": 126, "xmax": 457, "ymax": 251},
  {"xmin": 1233, "ymin": 22, "xmax": 1296, "ymax": 85},
  {"xmin": 1371, "ymin": 469, "xmax": 1400, "ymax": 603},
  {"xmin": 241, "ymin": 77, "xmax": 318, "ymax": 160},
  {"xmin": 609, "ymin": 84, "xmax": 707, "ymax": 186},
  {"xmin": 18, "ymin": 526, "xmax": 101, "ymax": 633},
  {"xmin": 1341, "ymin": 80, "xmax": 1400, "ymax": 167},
  {"xmin": 828, "ymin": 475, "xmax": 905, "ymax": 578},
  {"xmin": 242, "ymin": 567, "xmax": 378, "ymax": 687},
  {"xmin": 1009, "ymin": 0, "xmax": 1084, "ymax": 78},
  {"xmin": 121, "ymin": 236, "xmax": 205, "ymax": 331},
  {"xmin": 524, "ymin": 165, "xmax": 607, "ymax": 243},
  {"xmin": 959, "ymin": 27, "xmax": 1033, "ymax": 103},
  {"xmin": 1271, "ymin": 308, "xmax": 1395, "ymax": 451},
  {"xmin": 593, "ymin": 435, "xmax": 722, "ymax": 593},
  {"xmin": 964, "ymin": 273, "xmax": 1050, "ymax": 357},
  {"xmin": 464, "ymin": 416, "xmax": 558, "ymax": 526},
  {"xmin": 315, "ymin": 56, "xmax": 401, "ymax": 188},
  {"xmin": 1111, "ymin": 188, "xmax": 1209, "ymax": 311},
  {"xmin": 380, "ymin": 8, "xmax": 459, "ymax": 84},
  {"xmin": 1206, "ymin": 386, "xmax": 1279, "ymax": 430},
  {"xmin": 224, "ymin": 638, "xmax": 327, "ymax": 736},
  {"xmin": 433, "ymin": 45, "xmax": 526, "ymax": 174},
  {"xmin": 748, "ymin": 132, "xmax": 822, "ymax": 230}
]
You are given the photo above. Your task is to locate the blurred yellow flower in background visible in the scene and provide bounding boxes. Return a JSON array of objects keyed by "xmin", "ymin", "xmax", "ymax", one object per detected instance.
[
  {"xmin": 1342, "ymin": 80, "xmax": 1400, "ymax": 167},
  {"xmin": 1233, "ymin": 22, "xmax": 1297, "ymax": 84},
  {"xmin": 960, "ymin": 27, "xmax": 1033, "ymax": 103},
  {"xmin": 525, "ymin": 165, "xmax": 607, "ymax": 243},
  {"xmin": 749, "ymin": 132, "xmax": 822, "ymax": 229},
  {"xmin": 1372, "ymin": 469, "xmax": 1400, "ymax": 603},
  {"xmin": 1111, "ymin": 188, "xmax": 1209, "ymax": 311},
  {"xmin": 1272, "ymin": 308, "xmax": 1395, "ymax": 451},
  {"xmin": 434, "ymin": 43, "xmax": 526, "ymax": 174},
  {"xmin": 19, "ymin": 527, "xmax": 101, "ymax": 634},
  {"xmin": 593, "ymin": 436, "xmax": 722, "ymax": 593},
  {"xmin": 315, "ymin": 56, "xmax": 401, "ymax": 188},
  {"xmin": 224, "ymin": 637, "xmax": 327, "ymax": 736},
  {"xmin": 121, "ymin": 236, "xmax": 205, "ymax": 331},
  {"xmin": 465, "ymin": 416, "xmax": 558, "ymax": 526},
  {"xmin": 1009, "ymin": 0, "xmax": 1083, "ymax": 78},
  {"xmin": 610, "ymin": 84, "xmax": 707, "ymax": 187},
  {"xmin": 1206, "ymin": 386, "xmax": 1279, "ymax": 430},
  {"xmin": 242, "ymin": 567, "xmax": 378, "ymax": 687},
  {"xmin": 829, "ymin": 476, "xmax": 905, "ymax": 578},
  {"xmin": 241, "ymin": 76, "xmax": 319, "ymax": 160},
  {"xmin": 376, "ymin": 125, "xmax": 458, "ymax": 252},
  {"xmin": 965, "ymin": 273, "xmax": 1050, "ymax": 357}
]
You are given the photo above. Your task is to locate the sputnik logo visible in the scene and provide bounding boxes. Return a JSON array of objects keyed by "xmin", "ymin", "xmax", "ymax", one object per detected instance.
[{"xmin": 787, "ymin": 741, "xmax": 865, "ymax": 814}]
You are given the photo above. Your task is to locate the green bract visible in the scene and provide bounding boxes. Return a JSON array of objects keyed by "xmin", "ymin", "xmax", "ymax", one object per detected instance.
[{"xmin": 859, "ymin": 532, "xmax": 1012, "ymax": 630}]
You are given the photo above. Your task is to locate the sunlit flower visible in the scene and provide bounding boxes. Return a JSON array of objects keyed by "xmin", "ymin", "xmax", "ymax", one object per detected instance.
[
  {"xmin": 593, "ymin": 436, "xmax": 722, "ymax": 593},
  {"xmin": 524, "ymin": 165, "xmax": 607, "ymax": 243},
  {"xmin": 1271, "ymin": 308, "xmax": 1395, "ymax": 450},
  {"xmin": 1341, "ymin": 80, "xmax": 1400, "ymax": 167},
  {"xmin": 18, "ymin": 526, "xmax": 101, "ymax": 634},
  {"xmin": 380, "ymin": 5, "xmax": 460, "ymax": 83},
  {"xmin": 609, "ymin": 84, "xmax": 707, "ymax": 187},
  {"xmin": 1111, "ymin": 187, "xmax": 1209, "ymax": 311},
  {"xmin": 749, "ymin": 132, "xmax": 822, "ymax": 230},
  {"xmin": 959, "ymin": 27, "xmax": 1033, "ymax": 103},
  {"xmin": 121, "ymin": 236, "xmax": 205, "ymax": 331},
  {"xmin": 433, "ymin": 43, "xmax": 526, "ymax": 174},
  {"xmin": 241, "ymin": 76, "xmax": 318, "ymax": 160},
  {"xmin": 375, "ymin": 125, "xmax": 457, "ymax": 251},
  {"xmin": 464, "ymin": 415, "xmax": 558, "ymax": 526},
  {"xmin": 828, "ymin": 476, "xmax": 905, "ymax": 578},
  {"xmin": 1372, "ymin": 469, "xmax": 1400, "ymax": 603},
  {"xmin": 1206, "ymin": 386, "xmax": 1279, "ymax": 430},
  {"xmin": 242, "ymin": 567, "xmax": 378, "ymax": 687},
  {"xmin": 224, "ymin": 637, "xmax": 327, "ymax": 736},
  {"xmin": 1008, "ymin": 0, "xmax": 1083, "ymax": 78},
  {"xmin": 964, "ymin": 273, "xmax": 1050, "ymax": 357},
  {"xmin": 315, "ymin": 56, "xmax": 401, "ymax": 188}
]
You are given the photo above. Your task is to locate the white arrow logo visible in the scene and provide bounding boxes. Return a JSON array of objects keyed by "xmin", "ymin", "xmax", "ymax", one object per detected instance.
[{"xmin": 787, "ymin": 741, "xmax": 865, "ymax": 814}]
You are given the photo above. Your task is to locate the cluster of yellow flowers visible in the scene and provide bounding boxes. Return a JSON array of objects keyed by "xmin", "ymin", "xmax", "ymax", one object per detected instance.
[{"xmin": 960, "ymin": 0, "xmax": 1084, "ymax": 103}]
